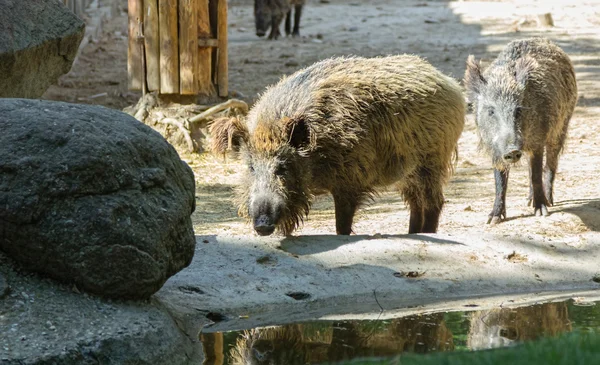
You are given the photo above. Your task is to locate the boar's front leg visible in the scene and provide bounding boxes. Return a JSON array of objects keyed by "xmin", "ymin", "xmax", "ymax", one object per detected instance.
[
  {"xmin": 488, "ymin": 168, "xmax": 509, "ymax": 224},
  {"xmin": 268, "ymin": 14, "xmax": 284, "ymax": 40},
  {"xmin": 292, "ymin": 4, "xmax": 302, "ymax": 36},
  {"xmin": 332, "ymin": 190, "xmax": 362, "ymax": 235}
]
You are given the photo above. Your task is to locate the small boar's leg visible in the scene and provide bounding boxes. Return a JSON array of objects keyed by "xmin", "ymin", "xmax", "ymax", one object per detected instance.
[
  {"xmin": 530, "ymin": 150, "xmax": 550, "ymax": 216},
  {"xmin": 284, "ymin": 9, "xmax": 292, "ymax": 36},
  {"xmin": 488, "ymin": 168, "xmax": 509, "ymax": 224},
  {"xmin": 268, "ymin": 14, "xmax": 284, "ymax": 40},
  {"xmin": 292, "ymin": 4, "xmax": 302, "ymax": 36},
  {"xmin": 332, "ymin": 191, "xmax": 362, "ymax": 235}
]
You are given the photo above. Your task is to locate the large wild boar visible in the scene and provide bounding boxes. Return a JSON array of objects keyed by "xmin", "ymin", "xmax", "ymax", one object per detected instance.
[
  {"xmin": 464, "ymin": 38, "xmax": 577, "ymax": 224},
  {"xmin": 211, "ymin": 55, "xmax": 465, "ymax": 236},
  {"xmin": 254, "ymin": 0, "xmax": 305, "ymax": 39}
]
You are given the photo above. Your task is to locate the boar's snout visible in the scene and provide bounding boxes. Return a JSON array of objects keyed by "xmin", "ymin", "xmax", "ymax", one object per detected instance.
[
  {"xmin": 502, "ymin": 148, "xmax": 523, "ymax": 163},
  {"xmin": 256, "ymin": 29, "xmax": 266, "ymax": 37},
  {"xmin": 254, "ymin": 215, "xmax": 276, "ymax": 236},
  {"xmin": 250, "ymin": 194, "xmax": 283, "ymax": 236}
]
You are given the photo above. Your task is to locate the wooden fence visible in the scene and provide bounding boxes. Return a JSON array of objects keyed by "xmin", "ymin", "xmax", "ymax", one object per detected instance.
[{"xmin": 127, "ymin": 0, "xmax": 228, "ymax": 97}]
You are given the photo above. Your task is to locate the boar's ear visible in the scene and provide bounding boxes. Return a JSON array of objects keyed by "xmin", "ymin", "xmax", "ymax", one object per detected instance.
[
  {"xmin": 514, "ymin": 56, "xmax": 538, "ymax": 88},
  {"xmin": 283, "ymin": 116, "xmax": 313, "ymax": 150},
  {"xmin": 464, "ymin": 55, "xmax": 486, "ymax": 97},
  {"xmin": 209, "ymin": 116, "xmax": 249, "ymax": 155}
]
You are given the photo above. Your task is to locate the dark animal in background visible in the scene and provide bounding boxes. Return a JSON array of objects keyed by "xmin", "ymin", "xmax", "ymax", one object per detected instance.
[
  {"xmin": 210, "ymin": 55, "xmax": 465, "ymax": 236},
  {"xmin": 254, "ymin": 0, "xmax": 305, "ymax": 39},
  {"xmin": 464, "ymin": 37, "xmax": 577, "ymax": 224}
]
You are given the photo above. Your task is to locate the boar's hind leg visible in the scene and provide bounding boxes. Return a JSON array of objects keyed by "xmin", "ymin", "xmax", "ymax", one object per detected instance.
[
  {"xmin": 529, "ymin": 150, "xmax": 550, "ymax": 217},
  {"xmin": 422, "ymin": 192, "xmax": 444, "ymax": 233},
  {"xmin": 332, "ymin": 190, "xmax": 365, "ymax": 235},
  {"xmin": 407, "ymin": 198, "xmax": 424, "ymax": 234},
  {"xmin": 543, "ymin": 143, "xmax": 561, "ymax": 207},
  {"xmin": 489, "ymin": 168, "xmax": 509, "ymax": 225},
  {"xmin": 543, "ymin": 120, "xmax": 569, "ymax": 206},
  {"xmin": 411, "ymin": 168, "xmax": 445, "ymax": 233}
]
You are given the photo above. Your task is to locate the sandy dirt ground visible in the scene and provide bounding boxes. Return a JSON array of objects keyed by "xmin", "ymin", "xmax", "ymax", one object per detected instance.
[{"xmin": 43, "ymin": 0, "xmax": 600, "ymax": 246}]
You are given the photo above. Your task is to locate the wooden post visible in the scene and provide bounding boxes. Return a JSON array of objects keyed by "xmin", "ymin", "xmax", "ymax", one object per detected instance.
[
  {"xmin": 159, "ymin": 0, "xmax": 179, "ymax": 94},
  {"xmin": 198, "ymin": 0, "xmax": 214, "ymax": 96},
  {"xmin": 179, "ymin": 0, "xmax": 199, "ymax": 95},
  {"xmin": 127, "ymin": 0, "xmax": 143, "ymax": 90},
  {"xmin": 144, "ymin": 0, "xmax": 160, "ymax": 91},
  {"xmin": 217, "ymin": 0, "xmax": 228, "ymax": 97}
]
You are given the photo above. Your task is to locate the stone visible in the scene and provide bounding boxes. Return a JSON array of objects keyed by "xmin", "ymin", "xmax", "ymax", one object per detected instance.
[
  {"xmin": 0, "ymin": 272, "xmax": 8, "ymax": 299},
  {"xmin": 0, "ymin": 99, "xmax": 197, "ymax": 299},
  {"xmin": 0, "ymin": 252, "xmax": 203, "ymax": 364},
  {"xmin": 0, "ymin": 0, "xmax": 85, "ymax": 98}
]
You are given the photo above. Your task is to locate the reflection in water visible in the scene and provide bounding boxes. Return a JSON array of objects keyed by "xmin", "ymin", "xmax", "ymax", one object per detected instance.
[
  {"xmin": 201, "ymin": 332, "xmax": 224, "ymax": 365},
  {"xmin": 199, "ymin": 300, "xmax": 599, "ymax": 365},
  {"xmin": 467, "ymin": 302, "xmax": 572, "ymax": 350},
  {"xmin": 203, "ymin": 314, "xmax": 453, "ymax": 365}
]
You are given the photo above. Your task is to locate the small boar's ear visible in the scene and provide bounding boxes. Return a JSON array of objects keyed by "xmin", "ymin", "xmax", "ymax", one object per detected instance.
[
  {"xmin": 209, "ymin": 116, "xmax": 249, "ymax": 154},
  {"xmin": 283, "ymin": 116, "xmax": 312, "ymax": 150},
  {"xmin": 514, "ymin": 56, "xmax": 538, "ymax": 87},
  {"xmin": 464, "ymin": 55, "xmax": 486, "ymax": 97}
]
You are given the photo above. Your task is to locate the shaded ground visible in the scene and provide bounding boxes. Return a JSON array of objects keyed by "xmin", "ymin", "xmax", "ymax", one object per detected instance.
[{"xmin": 43, "ymin": 0, "xmax": 600, "ymax": 245}]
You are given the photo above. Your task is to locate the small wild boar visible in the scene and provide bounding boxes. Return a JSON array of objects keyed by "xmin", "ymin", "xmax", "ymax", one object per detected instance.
[
  {"xmin": 254, "ymin": 0, "xmax": 305, "ymax": 39},
  {"xmin": 464, "ymin": 38, "xmax": 577, "ymax": 224},
  {"xmin": 211, "ymin": 55, "xmax": 465, "ymax": 236}
]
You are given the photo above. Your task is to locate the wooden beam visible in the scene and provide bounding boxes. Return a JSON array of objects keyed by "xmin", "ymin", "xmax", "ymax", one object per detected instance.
[
  {"xmin": 127, "ymin": 0, "xmax": 143, "ymax": 90},
  {"xmin": 143, "ymin": 0, "xmax": 160, "ymax": 91},
  {"xmin": 179, "ymin": 0, "xmax": 199, "ymax": 95},
  {"xmin": 198, "ymin": 0, "xmax": 214, "ymax": 96},
  {"xmin": 159, "ymin": 0, "xmax": 179, "ymax": 94},
  {"xmin": 217, "ymin": 0, "xmax": 228, "ymax": 97}
]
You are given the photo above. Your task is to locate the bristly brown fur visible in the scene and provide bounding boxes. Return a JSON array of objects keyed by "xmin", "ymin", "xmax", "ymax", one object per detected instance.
[
  {"xmin": 219, "ymin": 55, "xmax": 466, "ymax": 235},
  {"xmin": 208, "ymin": 116, "xmax": 248, "ymax": 155}
]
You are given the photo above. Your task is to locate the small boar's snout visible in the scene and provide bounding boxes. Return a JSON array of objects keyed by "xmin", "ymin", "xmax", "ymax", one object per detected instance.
[
  {"xmin": 502, "ymin": 149, "xmax": 523, "ymax": 163},
  {"xmin": 254, "ymin": 215, "xmax": 276, "ymax": 236},
  {"xmin": 256, "ymin": 30, "xmax": 266, "ymax": 37}
]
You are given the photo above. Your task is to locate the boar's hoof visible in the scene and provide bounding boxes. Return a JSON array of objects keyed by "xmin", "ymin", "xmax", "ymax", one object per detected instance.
[
  {"xmin": 487, "ymin": 216, "xmax": 503, "ymax": 225},
  {"xmin": 534, "ymin": 204, "xmax": 549, "ymax": 217},
  {"xmin": 254, "ymin": 215, "xmax": 276, "ymax": 236}
]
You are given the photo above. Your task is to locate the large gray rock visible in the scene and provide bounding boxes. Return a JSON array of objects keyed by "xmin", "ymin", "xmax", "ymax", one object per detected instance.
[
  {"xmin": 0, "ymin": 99, "xmax": 197, "ymax": 299},
  {"xmin": 0, "ymin": 0, "xmax": 85, "ymax": 98},
  {"xmin": 0, "ymin": 251, "xmax": 203, "ymax": 364}
]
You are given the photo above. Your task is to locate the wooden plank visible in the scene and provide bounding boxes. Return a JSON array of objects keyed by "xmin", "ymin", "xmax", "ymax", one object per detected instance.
[
  {"xmin": 127, "ymin": 0, "xmax": 143, "ymax": 90},
  {"xmin": 159, "ymin": 0, "xmax": 179, "ymax": 94},
  {"xmin": 179, "ymin": 0, "xmax": 198, "ymax": 95},
  {"xmin": 143, "ymin": 0, "xmax": 160, "ymax": 91},
  {"xmin": 198, "ymin": 38, "xmax": 219, "ymax": 47},
  {"xmin": 217, "ymin": 0, "xmax": 228, "ymax": 97},
  {"xmin": 198, "ymin": 0, "xmax": 214, "ymax": 96}
]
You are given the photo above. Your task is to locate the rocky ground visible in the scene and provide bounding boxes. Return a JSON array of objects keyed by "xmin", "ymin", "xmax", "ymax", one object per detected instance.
[{"xmin": 5, "ymin": 0, "xmax": 598, "ymax": 363}]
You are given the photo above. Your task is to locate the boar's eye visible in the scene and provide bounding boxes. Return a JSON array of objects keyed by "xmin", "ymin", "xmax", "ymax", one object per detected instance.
[
  {"xmin": 274, "ymin": 165, "xmax": 286, "ymax": 176},
  {"xmin": 248, "ymin": 163, "xmax": 255, "ymax": 173},
  {"xmin": 487, "ymin": 108, "xmax": 495, "ymax": 117},
  {"xmin": 514, "ymin": 107, "xmax": 522, "ymax": 119}
]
